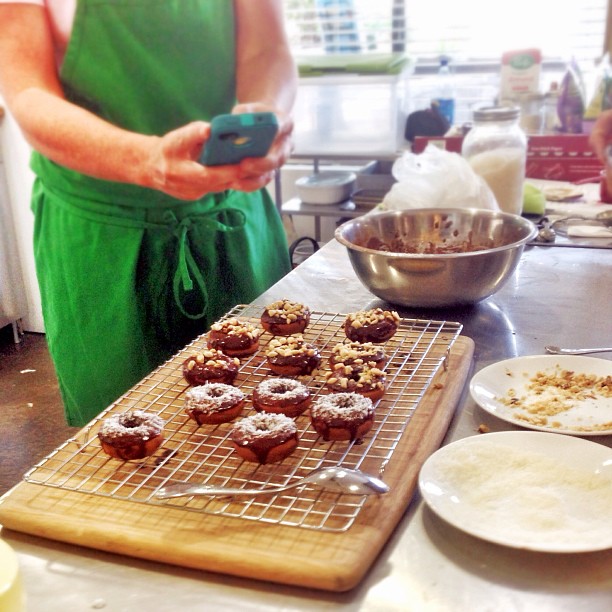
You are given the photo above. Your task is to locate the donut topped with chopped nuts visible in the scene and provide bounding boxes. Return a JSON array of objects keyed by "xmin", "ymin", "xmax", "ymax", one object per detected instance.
[
  {"xmin": 329, "ymin": 341, "xmax": 387, "ymax": 369},
  {"xmin": 265, "ymin": 334, "xmax": 321, "ymax": 376},
  {"xmin": 207, "ymin": 317, "xmax": 262, "ymax": 357},
  {"xmin": 325, "ymin": 362, "xmax": 387, "ymax": 402},
  {"xmin": 261, "ymin": 299, "xmax": 311, "ymax": 335},
  {"xmin": 182, "ymin": 349, "xmax": 240, "ymax": 386},
  {"xmin": 344, "ymin": 308, "xmax": 400, "ymax": 343}
]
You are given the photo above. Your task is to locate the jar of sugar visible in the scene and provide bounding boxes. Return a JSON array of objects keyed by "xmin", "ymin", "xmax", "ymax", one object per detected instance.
[{"xmin": 462, "ymin": 106, "xmax": 527, "ymax": 216}]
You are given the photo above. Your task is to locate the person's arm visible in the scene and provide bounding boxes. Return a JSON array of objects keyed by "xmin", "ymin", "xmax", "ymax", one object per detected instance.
[
  {"xmin": 589, "ymin": 109, "xmax": 612, "ymax": 163},
  {"xmin": 231, "ymin": 0, "xmax": 298, "ymax": 191},
  {"xmin": 0, "ymin": 4, "xmax": 237, "ymax": 200},
  {"xmin": 590, "ymin": 109, "xmax": 612, "ymax": 192}
]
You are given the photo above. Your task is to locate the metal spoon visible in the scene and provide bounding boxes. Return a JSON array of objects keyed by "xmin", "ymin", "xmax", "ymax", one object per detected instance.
[
  {"xmin": 536, "ymin": 221, "xmax": 556, "ymax": 243},
  {"xmin": 154, "ymin": 466, "xmax": 390, "ymax": 499},
  {"xmin": 545, "ymin": 345, "xmax": 612, "ymax": 356}
]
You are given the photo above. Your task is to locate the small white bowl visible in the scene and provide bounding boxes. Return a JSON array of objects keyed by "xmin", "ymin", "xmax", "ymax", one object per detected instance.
[{"xmin": 296, "ymin": 171, "xmax": 356, "ymax": 206}]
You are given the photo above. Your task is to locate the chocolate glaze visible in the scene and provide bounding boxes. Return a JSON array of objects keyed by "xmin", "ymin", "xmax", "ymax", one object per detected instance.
[
  {"xmin": 267, "ymin": 345, "xmax": 321, "ymax": 376},
  {"xmin": 207, "ymin": 330, "xmax": 259, "ymax": 355},
  {"xmin": 182, "ymin": 353, "xmax": 239, "ymax": 386},
  {"xmin": 253, "ymin": 378, "xmax": 311, "ymax": 417},
  {"xmin": 99, "ymin": 433, "xmax": 165, "ymax": 461},
  {"xmin": 232, "ymin": 432, "xmax": 299, "ymax": 464},
  {"xmin": 344, "ymin": 319, "xmax": 397, "ymax": 343},
  {"xmin": 329, "ymin": 342, "xmax": 387, "ymax": 369},
  {"xmin": 261, "ymin": 311, "xmax": 310, "ymax": 335},
  {"xmin": 325, "ymin": 366, "xmax": 386, "ymax": 397},
  {"xmin": 310, "ymin": 393, "xmax": 375, "ymax": 441},
  {"xmin": 310, "ymin": 415, "xmax": 372, "ymax": 442},
  {"xmin": 230, "ymin": 413, "xmax": 299, "ymax": 464}
]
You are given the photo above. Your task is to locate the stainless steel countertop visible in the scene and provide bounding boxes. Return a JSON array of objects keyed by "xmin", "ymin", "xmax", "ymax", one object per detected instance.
[{"xmin": 3, "ymin": 240, "xmax": 612, "ymax": 612}]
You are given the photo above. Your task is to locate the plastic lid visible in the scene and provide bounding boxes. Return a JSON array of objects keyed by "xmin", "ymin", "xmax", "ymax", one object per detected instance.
[
  {"xmin": 297, "ymin": 53, "xmax": 410, "ymax": 77},
  {"xmin": 473, "ymin": 106, "xmax": 520, "ymax": 122}
]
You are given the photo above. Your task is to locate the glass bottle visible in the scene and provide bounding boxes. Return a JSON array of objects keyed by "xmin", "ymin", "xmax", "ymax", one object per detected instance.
[{"xmin": 462, "ymin": 106, "xmax": 527, "ymax": 215}]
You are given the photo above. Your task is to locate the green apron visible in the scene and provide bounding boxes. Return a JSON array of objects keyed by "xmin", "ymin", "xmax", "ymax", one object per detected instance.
[{"xmin": 30, "ymin": 0, "xmax": 291, "ymax": 426}]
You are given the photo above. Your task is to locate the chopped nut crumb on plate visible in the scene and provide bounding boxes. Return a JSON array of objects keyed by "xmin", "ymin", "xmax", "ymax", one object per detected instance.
[{"xmin": 469, "ymin": 355, "xmax": 612, "ymax": 436}]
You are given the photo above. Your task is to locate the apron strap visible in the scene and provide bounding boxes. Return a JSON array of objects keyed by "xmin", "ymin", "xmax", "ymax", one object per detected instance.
[
  {"xmin": 162, "ymin": 209, "xmax": 246, "ymax": 319},
  {"xmin": 43, "ymin": 184, "xmax": 246, "ymax": 320}
]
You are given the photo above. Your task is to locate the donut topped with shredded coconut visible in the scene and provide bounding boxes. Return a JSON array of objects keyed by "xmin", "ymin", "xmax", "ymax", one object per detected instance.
[
  {"xmin": 231, "ymin": 412, "xmax": 297, "ymax": 443},
  {"xmin": 254, "ymin": 378, "xmax": 310, "ymax": 402},
  {"xmin": 185, "ymin": 383, "xmax": 245, "ymax": 416},
  {"xmin": 311, "ymin": 392, "xmax": 374, "ymax": 422},
  {"xmin": 98, "ymin": 410, "xmax": 164, "ymax": 444}
]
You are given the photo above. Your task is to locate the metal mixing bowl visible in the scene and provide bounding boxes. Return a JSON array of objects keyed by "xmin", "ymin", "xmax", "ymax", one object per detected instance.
[{"xmin": 335, "ymin": 208, "xmax": 538, "ymax": 307}]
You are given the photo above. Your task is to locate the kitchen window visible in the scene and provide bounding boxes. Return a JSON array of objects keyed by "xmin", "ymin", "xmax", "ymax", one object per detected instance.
[
  {"xmin": 285, "ymin": 0, "xmax": 608, "ymax": 64},
  {"xmin": 285, "ymin": 0, "xmax": 611, "ymax": 123}
]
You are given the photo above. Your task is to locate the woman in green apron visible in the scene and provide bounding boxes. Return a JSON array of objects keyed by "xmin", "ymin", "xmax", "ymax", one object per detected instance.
[{"xmin": 0, "ymin": 1, "xmax": 296, "ymax": 425}]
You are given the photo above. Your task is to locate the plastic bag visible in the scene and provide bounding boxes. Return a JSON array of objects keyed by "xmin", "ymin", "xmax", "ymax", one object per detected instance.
[
  {"xmin": 382, "ymin": 145, "xmax": 499, "ymax": 211},
  {"xmin": 557, "ymin": 58, "xmax": 585, "ymax": 133}
]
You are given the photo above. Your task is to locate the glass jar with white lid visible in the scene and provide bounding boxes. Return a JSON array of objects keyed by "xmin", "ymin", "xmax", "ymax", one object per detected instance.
[{"xmin": 462, "ymin": 106, "xmax": 527, "ymax": 216}]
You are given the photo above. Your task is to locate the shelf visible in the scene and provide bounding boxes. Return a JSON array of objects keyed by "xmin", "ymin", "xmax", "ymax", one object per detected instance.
[{"xmin": 281, "ymin": 197, "xmax": 367, "ymax": 242}]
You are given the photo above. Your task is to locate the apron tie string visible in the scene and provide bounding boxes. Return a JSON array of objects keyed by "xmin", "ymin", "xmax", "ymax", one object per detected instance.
[
  {"xmin": 162, "ymin": 207, "xmax": 246, "ymax": 320},
  {"xmin": 40, "ymin": 180, "xmax": 247, "ymax": 321}
]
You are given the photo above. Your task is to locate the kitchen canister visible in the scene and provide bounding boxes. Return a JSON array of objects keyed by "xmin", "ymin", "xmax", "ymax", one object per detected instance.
[{"xmin": 462, "ymin": 106, "xmax": 527, "ymax": 216}]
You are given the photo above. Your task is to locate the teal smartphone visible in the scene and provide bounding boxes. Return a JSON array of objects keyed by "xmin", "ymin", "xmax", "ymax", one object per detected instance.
[{"xmin": 200, "ymin": 112, "xmax": 279, "ymax": 166}]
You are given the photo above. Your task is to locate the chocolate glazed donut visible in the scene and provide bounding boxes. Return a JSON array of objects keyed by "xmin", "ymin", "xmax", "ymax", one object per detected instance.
[
  {"xmin": 252, "ymin": 377, "xmax": 312, "ymax": 418},
  {"xmin": 184, "ymin": 383, "xmax": 246, "ymax": 425},
  {"xmin": 230, "ymin": 413, "xmax": 299, "ymax": 464},
  {"xmin": 182, "ymin": 349, "xmax": 240, "ymax": 386},
  {"xmin": 344, "ymin": 308, "xmax": 400, "ymax": 343},
  {"xmin": 207, "ymin": 317, "xmax": 262, "ymax": 357},
  {"xmin": 329, "ymin": 341, "xmax": 387, "ymax": 369},
  {"xmin": 265, "ymin": 335, "xmax": 321, "ymax": 376},
  {"xmin": 310, "ymin": 392, "xmax": 375, "ymax": 442},
  {"xmin": 261, "ymin": 299, "xmax": 311, "ymax": 336},
  {"xmin": 98, "ymin": 411, "xmax": 165, "ymax": 460}
]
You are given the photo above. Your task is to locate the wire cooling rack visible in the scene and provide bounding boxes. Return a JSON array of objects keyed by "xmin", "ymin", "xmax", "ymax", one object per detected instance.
[{"xmin": 24, "ymin": 305, "xmax": 462, "ymax": 532}]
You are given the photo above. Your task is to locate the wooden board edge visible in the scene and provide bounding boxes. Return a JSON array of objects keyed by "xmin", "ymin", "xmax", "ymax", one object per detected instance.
[{"xmin": 0, "ymin": 337, "xmax": 475, "ymax": 592}]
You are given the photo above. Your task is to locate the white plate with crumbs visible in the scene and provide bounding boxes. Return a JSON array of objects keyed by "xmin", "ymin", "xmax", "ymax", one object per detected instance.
[
  {"xmin": 469, "ymin": 355, "xmax": 612, "ymax": 435},
  {"xmin": 419, "ymin": 431, "xmax": 612, "ymax": 553}
]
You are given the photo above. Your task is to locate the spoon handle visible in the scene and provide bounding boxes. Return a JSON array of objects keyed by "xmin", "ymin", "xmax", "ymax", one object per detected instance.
[
  {"xmin": 545, "ymin": 346, "xmax": 612, "ymax": 355},
  {"xmin": 155, "ymin": 480, "xmax": 302, "ymax": 499}
]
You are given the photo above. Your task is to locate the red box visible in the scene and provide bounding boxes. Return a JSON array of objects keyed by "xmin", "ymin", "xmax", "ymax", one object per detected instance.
[
  {"xmin": 411, "ymin": 136, "xmax": 464, "ymax": 154},
  {"xmin": 411, "ymin": 134, "xmax": 603, "ymax": 182},
  {"xmin": 525, "ymin": 135, "xmax": 602, "ymax": 182}
]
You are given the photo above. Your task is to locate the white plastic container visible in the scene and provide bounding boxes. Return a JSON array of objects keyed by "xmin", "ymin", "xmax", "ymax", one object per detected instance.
[
  {"xmin": 292, "ymin": 72, "xmax": 409, "ymax": 157},
  {"xmin": 295, "ymin": 170, "xmax": 356, "ymax": 205}
]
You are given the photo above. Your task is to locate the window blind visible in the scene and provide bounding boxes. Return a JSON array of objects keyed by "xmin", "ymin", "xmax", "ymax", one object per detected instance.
[
  {"xmin": 285, "ymin": 0, "xmax": 401, "ymax": 56},
  {"xmin": 285, "ymin": 0, "xmax": 609, "ymax": 71}
]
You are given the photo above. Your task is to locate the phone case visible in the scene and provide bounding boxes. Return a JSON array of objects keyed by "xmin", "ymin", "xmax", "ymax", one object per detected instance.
[{"xmin": 200, "ymin": 112, "xmax": 279, "ymax": 166}]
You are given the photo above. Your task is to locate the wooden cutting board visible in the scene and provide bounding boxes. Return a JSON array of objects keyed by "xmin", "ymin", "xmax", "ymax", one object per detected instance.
[{"xmin": 0, "ymin": 336, "xmax": 474, "ymax": 592}]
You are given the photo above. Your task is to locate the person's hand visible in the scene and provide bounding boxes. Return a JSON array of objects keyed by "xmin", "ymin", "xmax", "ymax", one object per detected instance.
[
  {"xmin": 228, "ymin": 102, "xmax": 295, "ymax": 192},
  {"xmin": 590, "ymin": 109, "xmax": 612, "ymax": 194},
  {"xmin": 146, "ymin": 121, "xmax": 257, "ymax": 200},
  {"xmin": 146, "ymin": 105, "xmax": 294, "ymax": 200},
  {"xmin": 589, "ymin": 109, "xmax": 612, "ymax": 162}
]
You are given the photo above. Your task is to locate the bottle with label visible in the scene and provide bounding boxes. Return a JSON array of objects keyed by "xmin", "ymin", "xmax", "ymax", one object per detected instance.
[
  {"xmin": 543, "ymin": 81, "xmax": 560, "ymax": 133},
  {"xmin": 462, "ymin": 106, "xmax": 527, "ymax": 216},
  {"xmin": 431, "ymin": 57, "xmax": 456, "ymax": 125}
]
